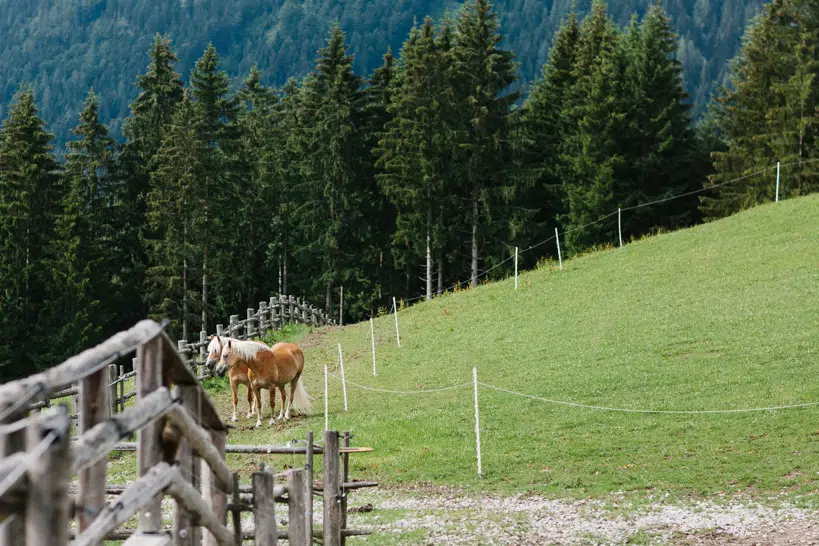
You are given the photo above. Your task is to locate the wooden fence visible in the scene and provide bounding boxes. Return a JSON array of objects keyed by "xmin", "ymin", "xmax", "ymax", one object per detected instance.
[{"xmin": 0, "ymin": 320, "xmax": 373, "ymax": 545}]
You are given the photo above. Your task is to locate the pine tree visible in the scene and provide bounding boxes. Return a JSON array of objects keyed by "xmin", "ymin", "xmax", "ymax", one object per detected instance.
[
  {"xmin": 623, "ymin": 4, "xmax": 702, "ymax": 236},
  {"xmin": 518, "ymin": 10, "xmax": 579, "ymax": 263},
  {"xmin": 560, "ymin": 0, "xmax": 626, "ymax": 252},
  {"xmin": 0, "ymin": 89, "xmax": 62, "ymax": 378},
  {"xmin": 55, "ymin": 90, "xmax": 120, "ymax": 355},
  {"xmin": 145, "ymin": 93, "xmax": 207, "ymax": 340},
  {"xmin": 189, "ymin": 43, "xmax": 244, "ymax": 329},
  {"xmin": 451, "ymin": 0, "xmax": 519, "ymax": 288},
  {"xmin": 296, "ymin": 24, "xmax": 371, "ymax": 316},
  {"xmin": 704, "ymin": 0, "xmax": 819, "ymax": 218},
  {"xmin": 120, "ymin": 35, "xmax": 184, "ymax": 330}
]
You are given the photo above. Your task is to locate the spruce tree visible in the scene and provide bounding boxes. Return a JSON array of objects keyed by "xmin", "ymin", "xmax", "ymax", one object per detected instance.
[
  {"xmin": 189, "ymin": 43, "xmax": 244, "ymax": 329},
  {"xmin": 296, "ymin": 24, "xmax": 371, "ymax": 316},
  {"xmin": 145, "ymin": 93, "xmax": 206, "ymax": 340},
  {"xmin": 55, "ymin": 90, "xmax": 120, "ymax": 355},
  {"xmin": 120, "ymin": 35, "xmax": 184, "ymax": 329},
  {"xmin": 519, "ymin": 10, "xmax": 579, "ymax": 263},
  {"xmin": 451, "ymin": 0, "xmax": 519, "ymax": 288},
  {"xmin": 0, "ymin": 89, "xmax": 62, "ymax": 377},
  {"xmin": 705, "ymin": 0, "xmax": 819, "ymax": 218}
]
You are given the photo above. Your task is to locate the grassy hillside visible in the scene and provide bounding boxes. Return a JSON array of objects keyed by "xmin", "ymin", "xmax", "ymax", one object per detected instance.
[{"xmin": 207, "ymin": 195, "xmax": 819, "ymax": 499}]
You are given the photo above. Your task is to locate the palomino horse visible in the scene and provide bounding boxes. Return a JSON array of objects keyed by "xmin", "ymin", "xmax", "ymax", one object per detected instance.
[
  {"xmin": 205, "ymin": 335, "xmax": 265, "ymax": 422},
  {"xmin": 214, "ymin": 339, "xmax": 313, "ymax": 427}
]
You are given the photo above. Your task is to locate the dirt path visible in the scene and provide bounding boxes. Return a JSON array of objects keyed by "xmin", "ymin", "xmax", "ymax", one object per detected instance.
[{"xmin": 346, "ymin": 488, "xmax": 819, "ymax": 545}]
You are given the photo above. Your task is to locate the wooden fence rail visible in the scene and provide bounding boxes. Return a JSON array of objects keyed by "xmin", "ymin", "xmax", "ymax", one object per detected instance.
[{"xmin": 0, "ymin": 319, "xmax": 373, "ymax": 545}]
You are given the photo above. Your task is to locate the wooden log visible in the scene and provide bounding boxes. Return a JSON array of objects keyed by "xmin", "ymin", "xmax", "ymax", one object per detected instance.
[
  {"xmin": 199, "ymin": 330, "xmax": 208, "ymax": 378},
  {"xmin": 323, "ymin": 431, "xmax": 342, "ymax": 546},
  {"xmin": 122, "ymin": 534, "xmax": 172, "ymax": 546},
  {"xmin": 173, "ymin": 385, "xmax": 201, "ymax": 546},
  {"xmin": 77, "ymin": 365, "xmax": 111, "ymax": 537},
  {"xmin": 229, "ymin": 315, "xmax": 239, "ymax": 340},
  {"xmin": 341, "ymin": 431, "xmax": 350, "ymax": 545},
  {"xmin": 287, "ymin": 469, "xmax": 308, "ymax": 546},
  {"xmin": 0, "ymin": 402, "xmax": 26, "ymax": 546},
  {"xmin": 136, "ymin": 336, "xmax": 163, "ymax": 533},
  {"xmin": 109, "ymin": 364, "xmax": 118, "ymax": 415},
  {"xmin": 25, "ymin": 408, "xmax": 71, "ymax": 546},
  {"xmin": 289, "ymin": 296, "xmax": 296, "ymax": 325},
  {"xmin": 270, "ymin": 297, "xmax": 279, "ymax": 330},
  {"xmin": 246, "ymin": 308, "xmax": 254, "ymax": 339},
  {"xmin": 253, "ymin": 471, "xmax": 277, "ymax": 546},
  {"xmin": 306, "ymin": 430, "xmax": 314, "ymax": 542},
  {"xmin": 0, "ymin": 320, "xmax": 163, "ymax": 408},
  {"xmin": 203, "ymin": 429, "xmax": 227, "ymax": 546},
  {"xmin": 109, "ymin": 442, "xmax": 325, "ymax": 455},
  {"xmin": 230, "ymin": 473, "xmax": 241, "ymax": 544},
  {"xmin": 164, "ymin": 406, "xmax": 232, "ymax": 494},
  {"xmin": 259, "ymin": 301, "xmax": 269, "ymax": 334}
]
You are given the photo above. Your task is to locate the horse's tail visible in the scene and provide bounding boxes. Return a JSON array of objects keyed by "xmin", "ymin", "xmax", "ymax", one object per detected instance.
[
  {"xmin": 291, "ymin": 377, "xmax": 314, "ymax": 415},
  {"xmin": 290, "ymin": 347, "xmax": 313, "ymax": 415}
]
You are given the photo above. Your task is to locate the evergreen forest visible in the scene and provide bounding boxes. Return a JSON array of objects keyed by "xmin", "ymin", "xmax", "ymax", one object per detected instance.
[{"xmin": 0, "ymin": 0, "xmax": 817, "ymax": 380}]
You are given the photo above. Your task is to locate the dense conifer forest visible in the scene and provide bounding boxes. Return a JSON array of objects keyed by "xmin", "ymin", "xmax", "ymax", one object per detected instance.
[{"xmin": 0, "ymin": 0, "xmax": 817, "ymax": 379}]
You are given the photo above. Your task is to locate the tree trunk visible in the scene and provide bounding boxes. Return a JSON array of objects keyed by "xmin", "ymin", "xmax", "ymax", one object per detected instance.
[
  {"xmin": 425, "ymin": 213, "xmax": 432, "ymax": 301},
  {"xmin": 283, "ymin": 211, "xmax": 289, "ymax": 294},
  {"xmin": 202, "ymin": 244, "xmax": 208, "ymax": 334},
  {"xmin": 471, "ymin": 197, "xmax": 478, "ymax": 289},
  {"xmin": 326, "ymin": 283, "xmax": 332, "ymax": 316}
]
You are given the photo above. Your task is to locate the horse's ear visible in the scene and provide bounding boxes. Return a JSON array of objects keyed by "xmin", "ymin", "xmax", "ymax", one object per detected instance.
[
  {"xmin": 227, "ymin": 339, "xmax": 232, "ymax": 348},
  {"xmin": 208, "ymin": 335, "xmax": 214, "ymax": 341},
  {"xmin": 215, "ymin": 335, "xmax": 221, "ymax": 343}
]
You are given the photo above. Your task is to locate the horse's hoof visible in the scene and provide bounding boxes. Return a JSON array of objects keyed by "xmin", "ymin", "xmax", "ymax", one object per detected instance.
[
  {"xmin": 246, "ymin": 413, "xmax": 253, "ymax": 419},
  {"xmin": 284, "ymin": 412, "xmax": 291, "ymax": 420},
  {"xmin": 231, "ymin": 416, "xmax": 238, "ymax": 423},
  {"xmin": 255, "ymin": 420, "xmax": 262, "ymax": 428},
  {"xmin": 269, "ymin": 418, "xmax": 276, "ymax": 426}
]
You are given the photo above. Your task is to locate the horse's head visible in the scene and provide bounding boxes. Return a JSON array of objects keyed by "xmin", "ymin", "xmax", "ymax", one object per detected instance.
[
  {"xmin": 205, "ymin": 335, "xmax": 223, "ymax": 372},
  {"xmin": 214, "ymin": 339, "xmax": 238, "ymax": 377}
]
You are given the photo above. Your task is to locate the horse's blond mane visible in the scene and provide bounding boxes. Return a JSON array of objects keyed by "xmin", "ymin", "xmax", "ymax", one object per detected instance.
[{"xmin": 227, "ymin": 339, "xmax": 274, "ymax": 361}]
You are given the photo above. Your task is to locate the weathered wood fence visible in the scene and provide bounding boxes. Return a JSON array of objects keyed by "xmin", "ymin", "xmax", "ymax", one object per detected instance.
[{"xmin": 0, "ymin": 320, "xmax": 373, "ymax": 545}]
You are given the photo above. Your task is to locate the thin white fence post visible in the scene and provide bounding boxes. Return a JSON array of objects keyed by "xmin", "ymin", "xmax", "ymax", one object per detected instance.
[
  {"xmin": 392, "ymin": 296, "xmax": 401, "ymax": 348},
  {"xmin": 324, "ymin": 365, "xmax": 329, "ymax": 431},
  {"xmin": 555, "ymin": 227, "xmax": 563, "ymax": 271},
  {"xmin": 338, "ymin": 343, "xmax": 348, "ymax": 412},
  {"xmin": 370, "ymin": 317, "xmax": 377, "ymax": 377},
  {"xmin": 473, "ymin": 367, "xmax": 482, "ymax": 477},
  {"xmin": 618, "ymin": 208, "xmax": 623, "ymax": 248},
  {"xmin": 514, "ymin": 247, "xmax": 518, "ymax": 290},
  {"xmin": 776, "ymin": 161, "xmax": 780, "ymax": 202}
]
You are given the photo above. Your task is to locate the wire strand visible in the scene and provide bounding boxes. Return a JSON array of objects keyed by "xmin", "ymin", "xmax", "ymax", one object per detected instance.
[
  {"xmin": 478, "ymin": 382, "xmax": 819, "ymax": 414},
  {"xmin": 328, "ymin": 373, "xmax": 471, "ymax": 394}
]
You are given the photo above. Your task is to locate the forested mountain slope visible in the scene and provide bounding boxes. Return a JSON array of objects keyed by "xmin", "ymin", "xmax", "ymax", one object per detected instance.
[{"xmin": 0, "ymin": 0, "xmax": 762, "ymax": 145}]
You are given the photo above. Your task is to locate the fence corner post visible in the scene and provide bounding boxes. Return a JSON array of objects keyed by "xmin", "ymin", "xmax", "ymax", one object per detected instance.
[{"xmin": 253, "ymin": 469, "xmax": 277, "ymax": 546}]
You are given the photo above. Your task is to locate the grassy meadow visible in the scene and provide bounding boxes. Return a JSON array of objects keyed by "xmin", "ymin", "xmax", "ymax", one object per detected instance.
[{"xmin": 191, "ymin": 194, "xmax": 819, "ymax": 501}]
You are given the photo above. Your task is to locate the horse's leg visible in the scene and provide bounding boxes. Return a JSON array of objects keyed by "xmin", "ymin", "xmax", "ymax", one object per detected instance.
[
  {"xmin": 254, "ymin": 386, "xmax": 263, "ymax": 428},
  {"xmin": 269, "ymin": 386, "xmax": 278, "ymax": 426},
  {"xmin": 229, "ymin": 378, "xmax": 239, "ymax": 422},
  {"xmin": 246, "ymin": 384, "xmax": 255, "ymax": 419},
  {"xmin": 277, "ymin": 385, "xmax": 287, "ymax": 421}
]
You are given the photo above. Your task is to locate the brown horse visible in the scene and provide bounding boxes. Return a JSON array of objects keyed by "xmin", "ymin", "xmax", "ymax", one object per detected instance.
[
  {"xmin": 214, "ymin": 339, "xmax": 313, "ymax": 427},
  {"xmin": 205, "ymin": 335, "xmax": 265, "ymax": 422}
]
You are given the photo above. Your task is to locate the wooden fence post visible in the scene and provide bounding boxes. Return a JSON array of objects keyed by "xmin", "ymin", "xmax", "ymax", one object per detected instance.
[
  {"xmin": 323, "ymin": 430, "xmax": 342, "ymax": 546},
  {"xmin": 25, "ymin": 409, "xmax": 71, "ymax": 546},
  {"xmin": 178, "ymin": 340, "xmax": 188, "ymax": 369},
  {"xmin": 199, "ymin": 330, "xmax": 207, "ymax": 378},
  {"xmin": 246, "ymin": 308, "xmax": 254, "ymax": 339},
  {"xmin": 289, "ymin": 296, "xmax": 296, "ymax": 325},
  {"xmin": 287, "ymin": 469, "xmax": 308, "ymax": 546},
  {"xmin": 306, "ymin": 430, "xmax": 314, "ymax": 542},
  {"xmin": 77, "ymin": 364, "xmax": 111, "ymax": 536},
  {"xmin": 341, "ymin": 431, "xmax": 350, "ymax": 544},
  {"xmin": 270, "ymin": 296, "xmax": 279, "ymax": 331},
  {"xmin": 136, "ymin": 336, "xmax": 164, "ymax": 532},
  {"xmin": 109, "ymin": 364, "xmax": 118, "ymax": 415},
  {"xmin": 118, "ymin": 365, "xmax": 125, "ymax": 413},
  {"xmin": 203, "ymin": 429, "xmax": 227, "ymax": 546},
  {"xmin": 173, "ymin": 385, "xmax": 202, "ymax": 546},
  {"xmin": 0, "ymin": 403, "xmax": 26, "ymax": 546},
  {"xmin": 253, "ymin": 469, "xmax": 277, "ymax": 546},
  {"xmin": 259, "ymin": 301, "xmax": 268, "ymax": 335},
  {"xmin": 229, "ymin": 315, "xmax": 239, "ymax": 340},
  {"xmin": 72, "ymin": 394, "xmax": 79, "ymax": 437},
  {"xmin": 231, "ymin": 473, "xmax": 241, "ymax": 544}
]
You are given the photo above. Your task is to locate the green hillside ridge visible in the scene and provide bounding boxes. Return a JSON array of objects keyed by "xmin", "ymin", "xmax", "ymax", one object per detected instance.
[
  {"xmin": 203, "ymin": 194, "xmax": 819, "ymax": 498},
  {"xmin": 0, "ymin": 0, "xmax": 762, "ymax": 145}
]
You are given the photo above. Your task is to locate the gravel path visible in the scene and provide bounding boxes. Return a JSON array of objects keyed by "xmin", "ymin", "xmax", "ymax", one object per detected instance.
[{"xmin": 347, "ymin": 488, "xmax": 819, "ymax": 545}]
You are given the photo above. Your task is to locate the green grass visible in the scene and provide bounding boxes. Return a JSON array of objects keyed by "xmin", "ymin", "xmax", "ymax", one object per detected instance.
[{"xmin": 203, "ymin": 195, "xmax": 818, "ymax": 500}]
